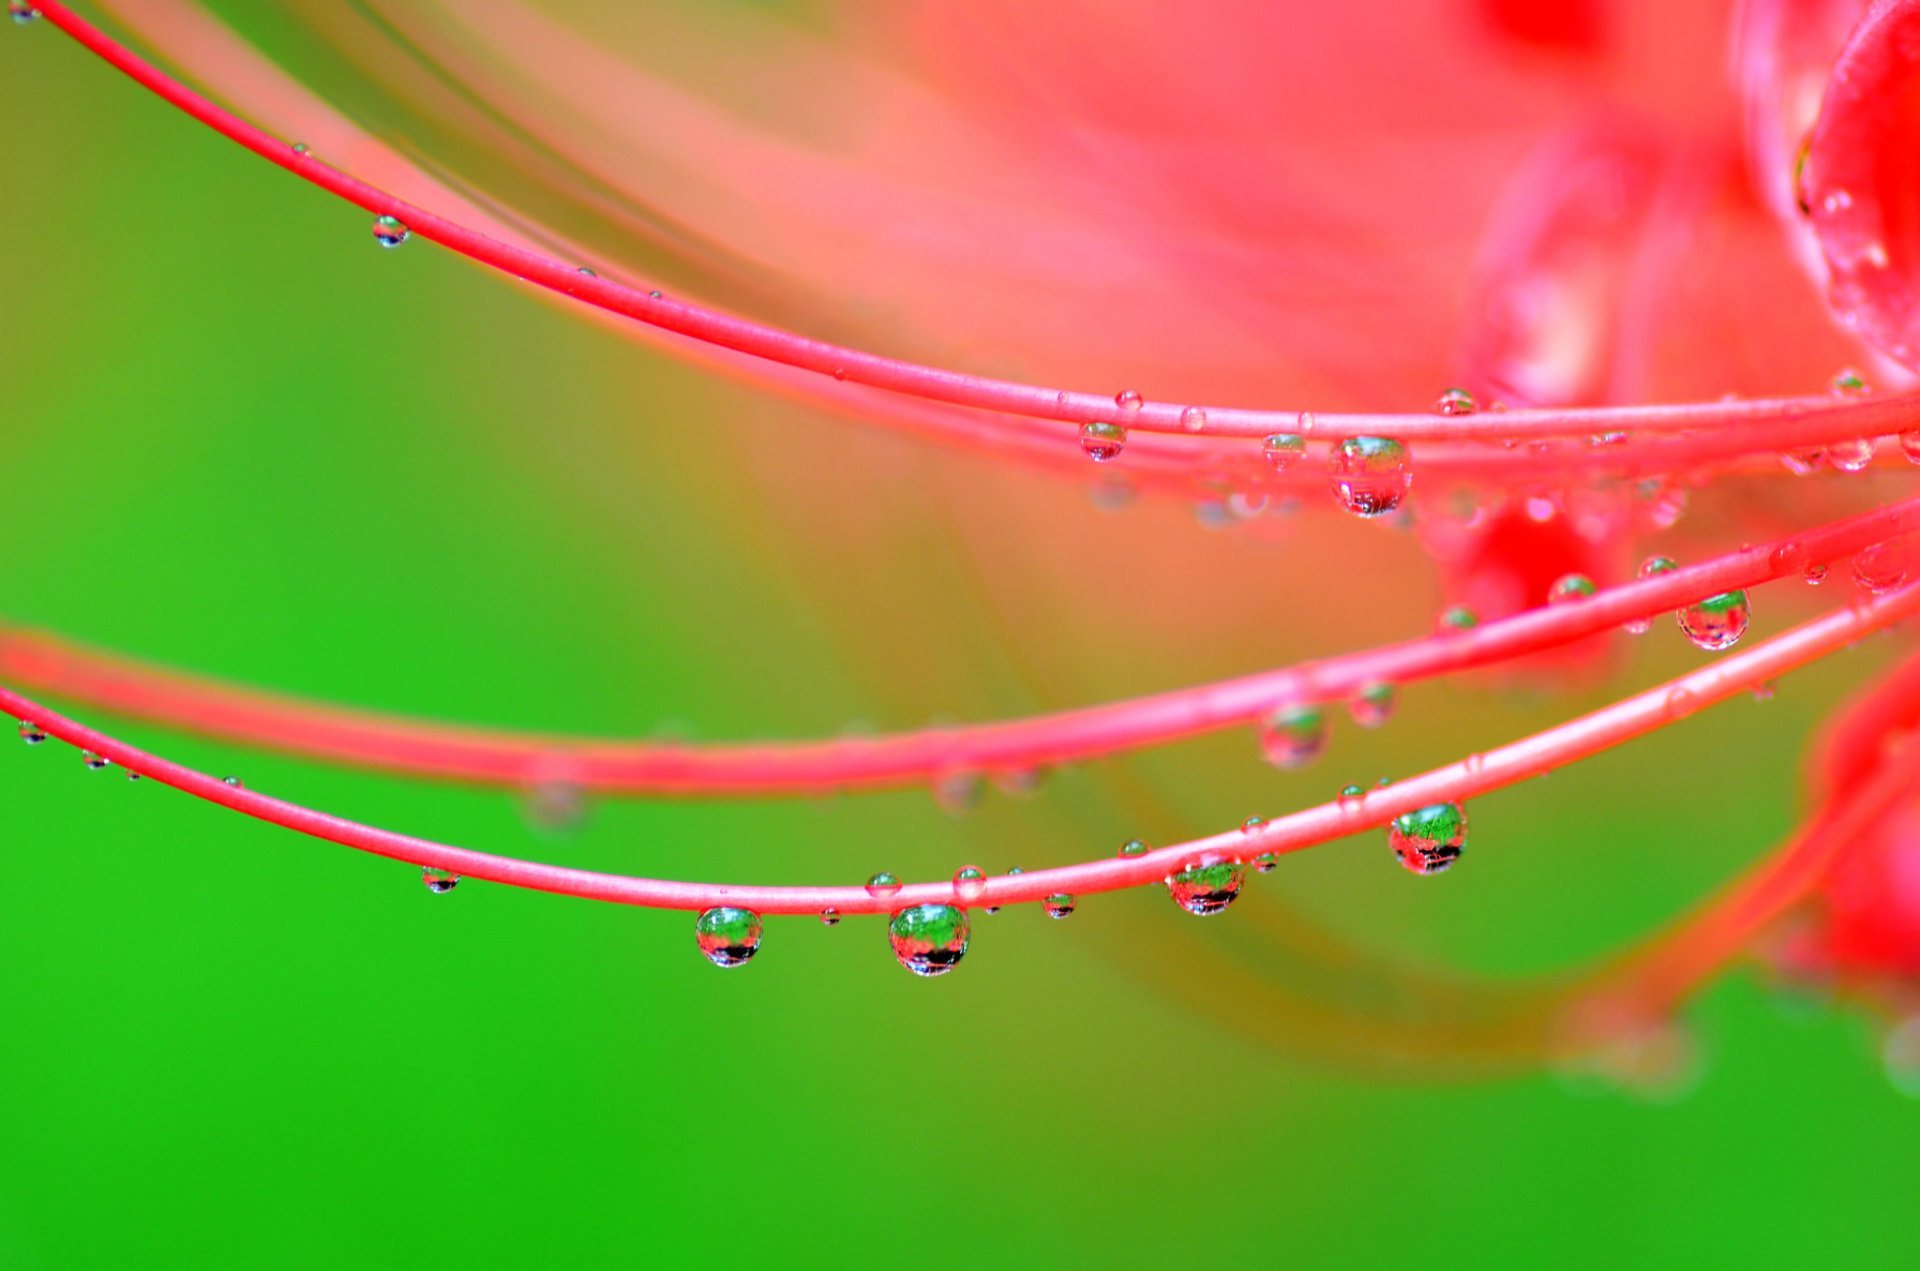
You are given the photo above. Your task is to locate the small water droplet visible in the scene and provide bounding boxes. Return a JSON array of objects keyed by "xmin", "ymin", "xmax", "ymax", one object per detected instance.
[
  {"xmin": 1388, "ymin": 802, "xmax": 1466, "ymax": 875},
  {"xmin": 1780, "ymin": 449, "xmax": 1826, "ymax": 476},
  {"xmin": 1624, "ymin": 556, "xmax": 1677, "ymax": 634},
  {"xmin": 8, "ymin": 2, "xmax": 40, "ymax": 24},
  {"xmin": 1337, "ymin": 783, "xmax": 1366, "ymax": 810},
  {"xmin": 291, "ymin": 142, "xmax": 311, "ymax": 156},
  {"xmin": 1433, "ymin": 388, "xmax": 1479, "ymax": 416},
  {"xmin": 576, "ymin": 266, "xmax": 596, "ymax": 277},
  {"xmin": 888, "ymin": 903, "xmax": 970, "ymax": 976},
  {"xmin": 81, "ymin": 750, "xmax": 110, "ymax": 771},
  {"xmin": 694, "ymin": 906, "xmax": 762, "ymax": 968},
  {"xmin": 1179, "ymin": 406, "xmax": 1208, "ymax": 432},
  {"xmin": 1114, "ymin": 389, "xmax": 1144, "ymax": 412},
  {"xmin": 126, "ymin": 770, "xmax": 141, "ymax": 782},
  {"xmin": 820, "ymin": 908, "xmax": 841, "ymax": 927},
  {"xmin": 1548, "ymin": 573, "xmax": 1597, "ymax": 605},
  {"xmin": 1253, "ymin": 851, "xmax": 1279, "ymax": 873},
  {"xmin": 18, "ymin": 720, "xmax": 45, "ymax": 745},
  {"xmin": 1853, "ymin": 541, "xmax": 1911, "ymax": 594},
  {"xmin": 952, "ymin": 865, "xmax": 988, "ymax": 904},
  {"xmin": 422, "ymin": 866, "xmax": 459, "ymax": 895},
  {"xmin": 865, "ymin": 871, "xmax": 903, "ymax": 900},
  {"xmin": 1440, "ymin": 605, "xmax": 1479, "ymax": 631},
  {"xmin": 1258, "ymin": 704, "xmax": 1327, "ymax": 770},
  {"xmin": 1241, "ymin": 816, "xmax": 1266, "ymax": 834},
  {"xmin": 222, "ymin": 775, "xmax": 244, "ymax": 789},
  {"xmin": 1830, "ymin": 369, "xmax": 1870, "ymax": 397},
  {"xmin": 1166, "ymin": 856, "xmax": 1246, "ymax": 916},
  {"xmin": 1262, "ymin": 433, "xmax": 1306, "ymax": 473},
  {"xmin": 648, "ymin": 290, "xmax": 663, "ymax": 299},
  {"xmin": 1665, "ymin": 686, "xmax": 1702, "ymax": 719},
  {"xmin": 372, "ymin": 215, "xmax": 410, "ymax": 248},
  {"xmin": 1043, "ymin": 893, "xmax": 1076, "ymax": 919},
  {"xmin": 1080, "ymin": 421, "xmax": 1127, "ymax": 463},
  {"xmin": 1118, "ymin": 839, "xmax": 1151, "ymax": 858},
  {"xmin": 1329, "ymin": 436, "xmax": 1411, "ymax": 517},
  {"xmin": 1827, "ymin": 437, "xmax": 1875, "ymax": 472},
  {"xmin": 1678, "ymin": 590, "xmax": 1750, "ymax": 651},
  {"xmin": 1805, "ymin": 562, "xmax": 1829, "ymax": 585},
  {"xmin": 1348, "ymin": 682, "xmax": 1395, "ymax": 729}
]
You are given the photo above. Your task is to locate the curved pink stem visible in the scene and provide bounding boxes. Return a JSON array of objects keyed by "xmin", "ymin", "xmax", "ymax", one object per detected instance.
[{"xmin": 3, "ymin": 578, "xmax": 1913, "ymax": 917}]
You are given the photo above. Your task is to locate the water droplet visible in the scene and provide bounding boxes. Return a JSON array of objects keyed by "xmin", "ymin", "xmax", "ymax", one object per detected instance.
[
  {"xmin": 1118, "ymin": 839, "xmax": 1151, "ymax": 858},
  {"xmin": 1043, "ymin": 893, "xmax": 1076, "ymax": 919},
  {"xmin": 1901, "ymin": 432, "xmax": 1920, "ymax": 465},
  {"xmin": 372, "ymin": 215, "xmax": 410, "ymax": 248},
  {"xmin": 888, "ymin": 903, "xmax": 970, "ymax": 976},
  {"xmin": 1548, "ymin": 573, "xmax": 1597, "ymax": 605},
  {"xmin": 1338, "ymin": 783, "xmax": 1366, "ymax": 806},
  {"xmin": 1805, "ymin": 562, "xmax": 1829, "ymax": 585},
  {"xmin": 1388, "ymin": 802, "xmax": 1467, "ymax": 875},
  {"xmin": 865, "ymin": 871, "xmax": 903, "ymax": 900},
  {"xmin": 1625, "ymin": 556, "xmax": 1677, "ymax": 634},
  {"xmin": 1440, "ymin": 605, "xmax": 1479, "ymax": 631},
  {"xmin": 1329, "ymin": 437, "xmax": 1411, "ymax": 517},
  {"xmin": 1262, "ymin": 433, "xmax": 1306, "ymax": 473},
  {"xmin": 222, "ymin": 775, "xmax": 244, "ymax": 788},
  {"xmin": 1678, "ymin": 590, "xmax": 1750, "ymax": 651},
  {"xmin": 81, "ymin": 750, "xmax": 110, "ymax": 771},
  {"xmin": 932, "ymin": 770, "xmax": 983, "ymax": 815},
  {"xmin": 18, "ymin": 720, "xmax": 45, "ymax": 745},
  {"xmin": 1114, "ymin": 389, "xmax": 1144, "ymax": 412},
  {"xmin": 952, "ymin": 865, "xmax": 987, "ymax": 904},
  {"xmin": 1831, "ymin": 368, "xmax": 1871, "ymax": 397},
  {"xmin": 422, "ymin": 866, "xmax": 459, "ymax": 895},
  {"xmin": 1780, "ymin": 449, "xmax": 1825, "ymax": 476},
  {"xmin": 1258, "ymin": 704, "xmax": 1327, "ymax": 770},
  {"xmin": 1665, "ymin": 686, "xmax": 1701, "ymax": 719},
  {"xmin": 820, "ymin": 908, "xmax": 841, "ymax": 927},
  {"xmin": 1295, "ymin": 410, "xmax": 1317, "ymax": 435},
  {"xmin": 8, "ymin": 2, "xmax": 39, "ymax": 24},
  {"xmin": 832, "ymin": 366, "xmax": 848, "ymax": 382},
  {"xmin": 1241, "ymin": 815, "xmax": 1267, "ymax": 834},
  {"xmin": 1166, "ymin": 856, "xmax": 1246, "ymax": 916},
  {"xmin": 648, "ymin": 290, "xmax": 663, "ymax": 299},
  {"xmin": 1827, "ymin": 436, "xmax": 1875, "ymax": 472},
  {"xmin": 291, "ymin": 142, "xmax": 311, "ymax": 156},
  {"xmin": 1854, "ymin": 541, "xmax": 1911, "ymax": 594},
  {"xmin": 1080, "ymin": 421, "xmax": 1127, "ymax": 463},
  {"xmin": 1179, "ymin": 406, "xmax": 1208, "ymax": 432},
  {"xmin": 1348, "ymin": 681, "xmax": 1395, "ymax": 729},
  {"xmin": 1433, "ymin": 388, "xmax": 1479, "ymax": 416},
  {"xmin": 576, "ymin": 266, "xmax": 596, "ymax": 277},
  {"xmin": 1252, "ymin": 851, "xmax": 1278, "ymax": 873},
  {"xmin": 695, "ymin": 906, "xmax": 762, "ymax": 968},
  {"xmin": 125, "ymin": 770, "xmax": 141, "ymax": 782}
]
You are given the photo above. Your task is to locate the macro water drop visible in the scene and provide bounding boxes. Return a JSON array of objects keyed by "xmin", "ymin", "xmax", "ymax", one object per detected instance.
[
  {"xmin": 864, "ymin": 871, "xmax": 903, "ymax": 900},
  {"xmin": 820, "ymin": 908, "xmax": 841, "ymax": 927},
  {"xmin": 1262, "ymin": 432, "xmax": 1306, "ymax": 473},
  {"xmin": 887, "ymin": 903, "xmax": 969, "ymax": 976},
  {"xmin": 1440, "ymin": 605, "xmax": 1479, "ymax": 631},
  {"xmin": 1328, "ymin": 436, "xmax": 1411, "ymax": 517},
  {"xmin": 1624, "ymin": 556, "xmax": 1677, "ymax": 634},
  {"xmin": 222, "ymin": 775, "xmax": 244, "ymax": 789},
  {"xmin": 1827, "ymin": 437, "xmax": 1875, "ymax": 473},
  {"xmin": 1548, "ymin": 573, "xmax": 1597, "ymax": 605},
  {"xmin": 1179, "ymin": 406, "xmax": 1208, "ymax": 432},
  {"xmin": 1348, "ymin": 681, "xmax": 1395, "ymax": 729},
  {"xmin": 422, "ymin": 866, "xmax": 459, "ymax": 895},
  {"xmin": 1678, "ymin": 590, "xmax": 1750, "ymax": 652},
  {"xmin": 372, "ymin": 214, "xmax": 410, "ymax": 248},
  {"xmin": 1433, "ymin": 387, "xmax": 1479, "ymax": 416},
  {"xmin": 694, "ymin": 906, "xmax": 763, "ymax": 968},
  {"xmin": 1854, "ymin": 541, "xmax": 1911, "ymax": 595},
  {"xmin": 81, "ymin": 750, "xmax": 110, "ymax": 771},
  {"xmin": 18, "ymin": 720, "xmax": 45, "ymax": 745},
  {"xmin": 1830, "ymin": 368, "xmax": 1869, "ymax": 396},
  {"xmin": 1118, "ymin": 839, "xmax": 1151, "ymax": 857},
  {"xmin": 1166, "ymin": 856, "xmax": 1247, "ymax": 916},
  {"xmin": 1252, "ymin": 851, "xmax": 1278, "ymax": 873},
  {"xmin": 1080, "ymin": 421, "xmax": 1127, "ymax": 463},
  {"xmin": 932, "ymin": 770, "xmax": 983, "ymax": 815},
  {"xmin": 1388, "ymin": 802, "xmax": 1467, "ymax": 875},
  {"xmin": 1780, "ymin": 449, "xmax": 1825, "ymax": 476},
  {"xmin": 1114, "ymin": 389, "xmax": 1144, "ymax": 412},
  {"xmin": 952, "ymin": 865, "xmax": 988, "ymax": 904},
  {"xmin": 1258, "ymin": 703, "xmax": 1327, "ymax": 770},
  {"xmin": 1043, "ymin": 893, "xmax": 1076, "ymax": 919}
]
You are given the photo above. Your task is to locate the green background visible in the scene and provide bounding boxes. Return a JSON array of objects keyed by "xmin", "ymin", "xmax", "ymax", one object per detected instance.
[{"xmin": 4, "ymin": 15, "xmax": 1918, "ymax": 1269}]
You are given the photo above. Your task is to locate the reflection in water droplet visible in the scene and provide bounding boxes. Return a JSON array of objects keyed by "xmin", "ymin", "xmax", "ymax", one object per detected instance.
[
  {"xmin": 1830, "ymin": 368, "xmax": 1870, "ymax": 396},
  {"xmin": 1433, "ymin": 388, "xmax": 1479, "ymax": 416},
  {"xmin": 1043, "ymin": 893, "xmax": 1076, "ymax": 919},
  {"xmin": 1080, "ymin": 421, "xmax": 1127, "ymax": 463},
  {"xmin": 422, "ymin": 866, "xmax": 459, "ymax": 895},
  {"xmin": 1262, "ymin": 433, "xmax": 1306, "ymax": 473},
  {"xmin": 1548, "ymin": 573, "xmax": 1597, "ymax": 605},
  {"xmin": 372, "ymin": 215, "xmax": 410, "ymax": 248},
  {"xmin": 1329, "ymin": 437, "xmax": 1411, "ymax": 517},
  {"xmin": 1440, "ymin": 605, "xmax": 1479, "ymax": 631},
  {"xmin": 8, "ymin": 2, "xmax": 40, "ymax": 25},
  {"xmin": 1901, "ymin": 432, "xmax": 1920, "ymax": 465},
  {"xmin": 1253, "ymin": 851, "xmax": 1278, "ymax": 873},
  {"xmin": 1118, "ymin": 839, "xmax": 1151, "ymax": 857},
  {"xmin": 1388, "ymin": 802, "xmax": 1466, "ymax": 875},
  {"xmin": 18, "ymin": 720, "xmax": 45, "ymax": 745},
  {"xmin": 865, "ymin": 871, "xmax": 903, "ymax": 900},
  {"xmin": 1258, "ymin": 704, "xmax": 1327, "ymax": 770},
  {"xmin": 820, "ymin": 908, "xmax": 841, "ymax": 927},
  {"xmin": 695, "ymin": 906, "xmax": 763, "ymax": 968},
  {"xmin": 1805, "ymin": 562, "xmax": 1829, "ymax": 585},
  {"xmin": 952, "ymin": 865, "xmax": 987, "ymax": 904},
  {"xmin": 81, "ymin": 750, "xmax": 110, "ymax": 771},
  {"xmin": 1678, "ymin": 590, "xmax": 1750, "ymax": 651},
  {"xmin": 1625, "ymin": 556, "xmax": 1677, "ymax": 634},
  {"xmin": 1348, "ymin": 682, "xmax": 1395, "ymax": 729},
  {"xmin": 222, "ymin": 775, "xmax": 244, "ymax": 789},
  {"xmin": 1166, "ymin": 857, "xmax": 1247, "ymax": 916},
  {"xmin": 1827, "ymin": 437, "xmax": 1875, "ymax": 473},
  {"xmin": 1114, "ymin": 389, "xmax": 1144, "ymax": 412},
  {"xmin": 888, "ymin": 903, "xmax": 970, "ymax": 976},
  {"xmin": 1780, "ymin": 449, "xmax": 1825, "ymax": 476}
]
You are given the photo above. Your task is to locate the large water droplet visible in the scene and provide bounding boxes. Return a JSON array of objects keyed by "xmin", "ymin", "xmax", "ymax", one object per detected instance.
[
  {"xmin": 1166, "ymin": 856, "xmax": 1246, "ymax": 916},
  {"xmin": 695, "ymin": 906, "xmax": 763, "ymax": 968},
  {"xmin": 1043, "ymin": 893, "xmax": 1076, "ymax": 919},
  {"xmin": 422, "ymin": 866, "xmax": 459, "ymax": 895},
  {"xmin": 1388, "ymin": 802, "xmax": 1467, "ymax": 875},
  {"xmin": 1080, "ymin": 422, "xmax": 1127, "ymax": 463},
  {"xmin": 18, "ymin": 720, "xmax": 45, "ymax": 745},
  {"xmin": 1329, "ymin": 437, "xmax": 1411, "ymax": 517},
  {"xmin": 888, "ymin": 903, "xmax": 969, "ymax": 976},
  {"xmin": 1262, "ymin": 433, "xmax": 1306, "ymax": 473},
  {"xmin": 1348, "ymin": 682, "xmax": 1395, "ymax": 729},
  {"xmin": 372, "ymin": 215, "xmax": 410, "ymax": 248},
  {"xmin": 1433, "ymin": 388, "xmax": 1479, "ymax": 416},
  {"xmin": 865, "ymin": 871, "xmax": 903, "ymax": 900},
  {"xmin": 1258, "ymin": 704, "xmax": 1327, "ymax": 770},
  {"xmin": 1678, "ymin": 590, "xmax": 1750, "ymax": 651},
  {"xmin": 1831, "ymin": 368, "xmax": 1870, "ymax": 397},
  {"xmin": 952, "ymin": 865, "xmax": 987, "ymax": 904}
]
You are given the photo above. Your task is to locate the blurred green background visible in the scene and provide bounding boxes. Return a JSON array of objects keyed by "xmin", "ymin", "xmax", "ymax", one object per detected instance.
[{"xmin": 4, "ymin": 14, "xmax": 1920, "ymax": 1268}]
